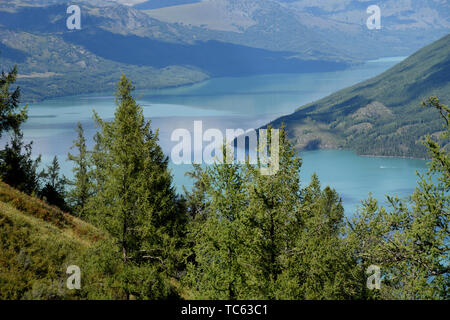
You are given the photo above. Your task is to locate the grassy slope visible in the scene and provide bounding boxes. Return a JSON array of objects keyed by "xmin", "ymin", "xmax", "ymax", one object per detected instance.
[
  {"xmin": 0, "ymin": 181, "xmax": 104, "ymax": 299},
  {"xmin": 270, "ymin": 34, "xmax": 450, "ymax": 158}
]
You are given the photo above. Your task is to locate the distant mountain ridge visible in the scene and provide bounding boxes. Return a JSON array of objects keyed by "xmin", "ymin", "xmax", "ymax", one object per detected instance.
[
  {"xmin": 140, "ymin": 0, "xmax": 450, "ymax": 60},
  {"xmin": 1, "ymin": 0, "xmax": 448, "ymax": 102},
  {"xmin": 268, "ymin": 34, "xmax": 450, "ymax": 158},
  {"xmin": 0, "ymin": 1, "xmax": 350, "ymax": 102},
  {"xmin": 134, "ymin": 0, "xmax": 201, "ymax": 10}
]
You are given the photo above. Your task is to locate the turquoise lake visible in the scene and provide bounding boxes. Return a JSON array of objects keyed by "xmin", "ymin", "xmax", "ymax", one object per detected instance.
[{"xmin": 6, "ymin": 56, "xmax": 428, "ymax": 216}]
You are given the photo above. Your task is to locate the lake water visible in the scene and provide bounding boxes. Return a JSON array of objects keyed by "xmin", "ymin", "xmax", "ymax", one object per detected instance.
[{"xmin": 5, "ymin": 56, "xmax": 428, "ymax": 216}]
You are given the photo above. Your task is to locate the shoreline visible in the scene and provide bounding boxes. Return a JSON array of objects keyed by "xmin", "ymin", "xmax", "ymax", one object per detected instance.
[
  {"xmin": 358, "ymin": 153, "xmax": 428, "ymax": 161},
  {"xmin": 20, "ymin": 56, "xmax": 405, "ymax": 104},
  {"xmin": 20, "ymin": 76, "xmax": 211, "ymax": 105},
  {"xmin": 296, "ymin": 147, "xmax": 429, "ymax": 161},
  {"xmin": 19, "ymin": 59, "xmax": 373, "ymax": 104}
]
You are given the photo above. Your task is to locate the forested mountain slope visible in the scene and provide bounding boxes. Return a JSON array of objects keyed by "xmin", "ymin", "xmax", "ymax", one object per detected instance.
[{"xmin": 269, "ymin": 34, "xmax": 450, "ymax": 158}]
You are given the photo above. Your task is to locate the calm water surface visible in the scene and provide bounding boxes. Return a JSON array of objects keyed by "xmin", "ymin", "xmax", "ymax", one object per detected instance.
[{"xmin": 5, "ymin": 56, "xmax": 428, "ymax": 215}]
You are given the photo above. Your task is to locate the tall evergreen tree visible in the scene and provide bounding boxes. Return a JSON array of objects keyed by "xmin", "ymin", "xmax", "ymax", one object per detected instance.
[
  {"xmin": 67, "ymin": 122, "xmax": 92, "ymax": 217},
  {"xmin": 184, "ymin": 147, "xmax": 249, "ymax": 299},
  {"xmin": 88, "ymin": 75, "xmax": 185, "ymax": 299},
  {"xmin": 0, "ymin": 61, "xmax": 37, "ymax": 194},
  {"xmin": 243, "ymin": 126, "xmax": 363, "ymax": 299},
  {"xmin": 185, "ymin": 126, "xmax": 365, "ymax": 299},
  {"xmin": 242, "ymin": 126, "xmax": 303, "ymax": 299},
  {"xmin": 0, "ymin": 130, "xmax": 41, "ymax": 195},
  {"xmin": 40, "ymin": 156, "xmax": 68, "ymax": 211},
  {"xmin": 284, "ymin": 174, "xmax": 365, "ymax": 299},
  {"xmin": 0, "ymin": 64, "xmax": 27, "ymax": 138}
]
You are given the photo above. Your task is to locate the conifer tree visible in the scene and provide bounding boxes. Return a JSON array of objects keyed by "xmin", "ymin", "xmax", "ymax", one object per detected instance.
[
  {"xmin": 184, "ymin": 126, "xmax": 365, "ymax": 299},
  {"xmin": 0, "ymin": 130, "xmax": 41, "ymax": 195},
  {"xmin": 67, "ymin": 122, "xmax": 92, "ymax": 217},
  {"xmin": 285, "ymin": 175, "xmax": 364, "ymax": 299},
  {"xmin": 347, "ymin": 97, "xmax": 449, "ymax": 299},
  {"xmin": 0, "ymin": 64, "xmax": 27, "ymax": 138},
  {"xmin": 242, "ymin": 126, "xmax": 362, "ymax": 299},
  {"xmin": 40, "ymin": 156, "xmax": 68, "ymax": 211},
  {"xmin": 88, "ymin": 75, "xmax": 184, "ymax": 299},
  {"xmin": 184, "ymin": 147, "xmax": 249, "ymax": 299},
  {"xmin": 0, "ymin": 61, "xmax": 38, "ymax": 194},
  {"xmin": 242, "ymin": 125, "xmax": 303, "ymax": 299},
  {"xmin": 183, "ymin": 164, "xmax": 209, "ymax": 221}
]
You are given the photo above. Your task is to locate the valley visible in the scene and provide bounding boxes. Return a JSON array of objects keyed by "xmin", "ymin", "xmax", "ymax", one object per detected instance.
[
  {"xmin": 13, "ymin": 56, "xmax": 428, "ymax": 215},
  {"xmin": 0, "ymin": 0, "xmax": 448, "ymax": 301}
]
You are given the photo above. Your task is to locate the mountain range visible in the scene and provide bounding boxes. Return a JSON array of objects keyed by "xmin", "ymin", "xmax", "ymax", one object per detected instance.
[
  {"xmin": 0, "ymin": 0, "xmax": 449, "ymax": 101},
  {"xmin": 140, "ymin": 0, "xmax": 450, "ymax": 60}
]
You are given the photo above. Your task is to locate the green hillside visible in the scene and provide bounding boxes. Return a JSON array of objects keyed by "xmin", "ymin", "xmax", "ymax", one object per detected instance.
[
  {"xmin": 270, "ymin": 34, "xmax": 450, "ymax": 158},
  {"xmin": 0, "ymin": 181, "xmax": 105, "ymax": 299},
  {"xmin": 0, "ymin": 2, "xmax": 348, "ymax": 102},
  {"xmin": 0, "ymin": 27, "xmax": 209, "ymax": 102},
  {"xmin": 3, "ymin": 0, "xmax": 449, "ymax": 102}
]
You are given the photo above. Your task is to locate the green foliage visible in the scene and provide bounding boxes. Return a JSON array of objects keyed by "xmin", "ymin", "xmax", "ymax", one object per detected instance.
[
  {"xmin": 0, "ymin": 63, "xmax": 27, "ymax": 136},
  {"xmin": 0, "ymin": 130, "xmax": 41, "ymax": 195},
  {"xmin": 184, "ymin": 126, "xmax": 365, "ymax": 299},
  {"xmin": 0, "ymin": 60, "xmax": 40, "ymax": 194},
  {"xmin": 77, "ymin": 238, "xmax": 174, "ymax": 300},
  {"xmin": 184, "ymin": 147, "xmax": 249, "ymax": 299},
  {"xmin": 0, "ymin": 61, "xmax": 68, "ymax": 211},
  {"xmin": 67, "ymin": 122, "xmax": 92, "ymax": 218},
  {"xmin": 86, "ymin": 75, "xmax": 185, "ymax": 299},
  {"xmin": 241, "ymin": 127, "xmax": 303, "ymax": 299},
  {"xmin": 39, "ymin": 156, "xmax": 69, "ymax": 212},
  {"xmin": 346, "ymin": 97, "xmax": 449, "ymax": 299},
  {"xmin": 284, "ymin": 175, "xmax": 366, "ymax": 299}
]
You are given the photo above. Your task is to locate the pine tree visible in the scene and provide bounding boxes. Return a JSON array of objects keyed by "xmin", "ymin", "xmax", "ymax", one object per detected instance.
[
  {"xmin": 286, "ymin": 175, "xmax": 364, "ymax": 299},
  {"xmin": 242, "ymin": 126, "xmax": 362, "ymax": 299},
  {"xmin": 0, "ymin": 64, "xmax": 27, "ymax": 138},
  {"xmin": 183, "ymin": 164, "xmax": 208, "ymax": 221},
  {"xmin": 242, "ymin": 125, "xmax": 303, "ymax": 299},
  {"xmin": 347, "ymin": 97, "xmax": 449, "ymax": 299},
  {"xmin": 88, "ymin": 75, "xmax": 184, "ymax": 299},
  {"xmin": 184, "ymin": 126, "xmax": 364, "ymax": 299},
  {"xmin": 0, "ymin": 130, "xmax": 41, "ymax": 195},
  {"xmin": 67, "ymin": 122, "xmax": 92, "ymax": 217},
  {"xmin": 184, "ymin": 147, "xmax": 249, "ymax": 299},
  {"xmin": 0, "ymin": 61, "xmax": 37, "ymax": 194},
  {"xmin": 40, "ymin": 156, "xmax": 68, "ymax": 211}
]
